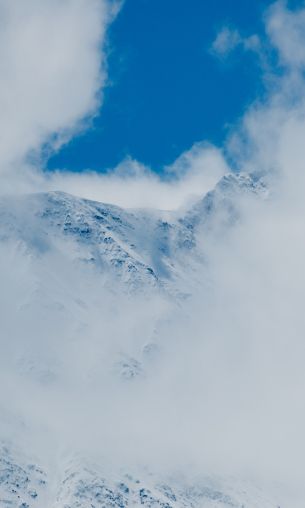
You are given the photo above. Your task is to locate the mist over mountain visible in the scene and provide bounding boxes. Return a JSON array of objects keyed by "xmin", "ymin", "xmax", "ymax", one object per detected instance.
[
  {"xmin": 2, "ymin": 0, "xmax": 305, "ymax": 507},
  {"xmin": 0, "ymin": 172, "xmax": 280, "ymax": 508}
]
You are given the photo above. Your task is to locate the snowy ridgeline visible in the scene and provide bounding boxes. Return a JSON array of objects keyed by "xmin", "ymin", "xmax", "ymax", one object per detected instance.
[
  {"xmin": 0, "ymin": 173, "xmax": 266, "ymax": 296},
  {"xmin": 0, "ymin": 173, "xmax": 278, "ymax": 508},
  {"xmin": 0, "ymin": 445, "xmax": 277, "ymax": 508}
]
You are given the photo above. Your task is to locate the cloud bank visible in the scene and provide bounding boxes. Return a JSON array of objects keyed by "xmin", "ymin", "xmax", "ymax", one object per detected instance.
[{"xmin": 0, "ymin": 0, "xmax": 119, "ymax": 174}]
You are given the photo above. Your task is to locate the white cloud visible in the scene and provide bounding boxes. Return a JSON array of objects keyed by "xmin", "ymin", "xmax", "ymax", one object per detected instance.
[
  {"xmin": 211, "ymin": 26, "xmax": 260, "ymax": 58},
  {"xmin": 211, "ymin": 27, "xmax": 241, "ymax": 56},
  {"xmin": 266, "ymin": 0, "xmax": 305, "ymax": 69},
  {"xmin": 44, "ymin": 143, "xmax": 228, "ymax": 210},
  {"xmin": 0, "ymin": 0, "xmax": 119, "ymax": 173}
]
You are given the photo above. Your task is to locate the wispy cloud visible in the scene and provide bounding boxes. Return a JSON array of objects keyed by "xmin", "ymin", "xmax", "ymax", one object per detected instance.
[
  {"xmin": 44, "ymin": 143, "xmax": 228, "ymax": 210},
  {"xmin": 210, "ymin": 26, "xmax": 260, "ymax": 58}
]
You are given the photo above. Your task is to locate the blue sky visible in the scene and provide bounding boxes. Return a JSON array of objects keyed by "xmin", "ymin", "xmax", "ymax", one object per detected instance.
[{"xmin": 48, "ymin": 0, "xmax": 284, "ymax": 174}]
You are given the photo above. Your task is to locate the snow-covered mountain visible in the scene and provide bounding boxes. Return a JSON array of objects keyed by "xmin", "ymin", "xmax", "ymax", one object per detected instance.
[
  {"xmin": 0, "ymin": 172, "xmax": 280, "ymax": 508},
  {"xmin": 0, "ymin": 442, "xmax": 279, "ymax": 508},
  {"xmin": 0, "ymin": 173, "xmax": 266, "ymax": 295}
]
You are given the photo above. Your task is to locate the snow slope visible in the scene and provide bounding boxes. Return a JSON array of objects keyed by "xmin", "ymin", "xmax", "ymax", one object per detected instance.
[
  {"xmin": 0, "ymin": 173, "xmax": 266, "ymax": 295},
  {"xmin": 0, "ymin": 444, "xmax": 279, "ymax": 508},
  {"xmin": 0, "ymin": 172, "xmax": 279, "ymax": 508}
]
